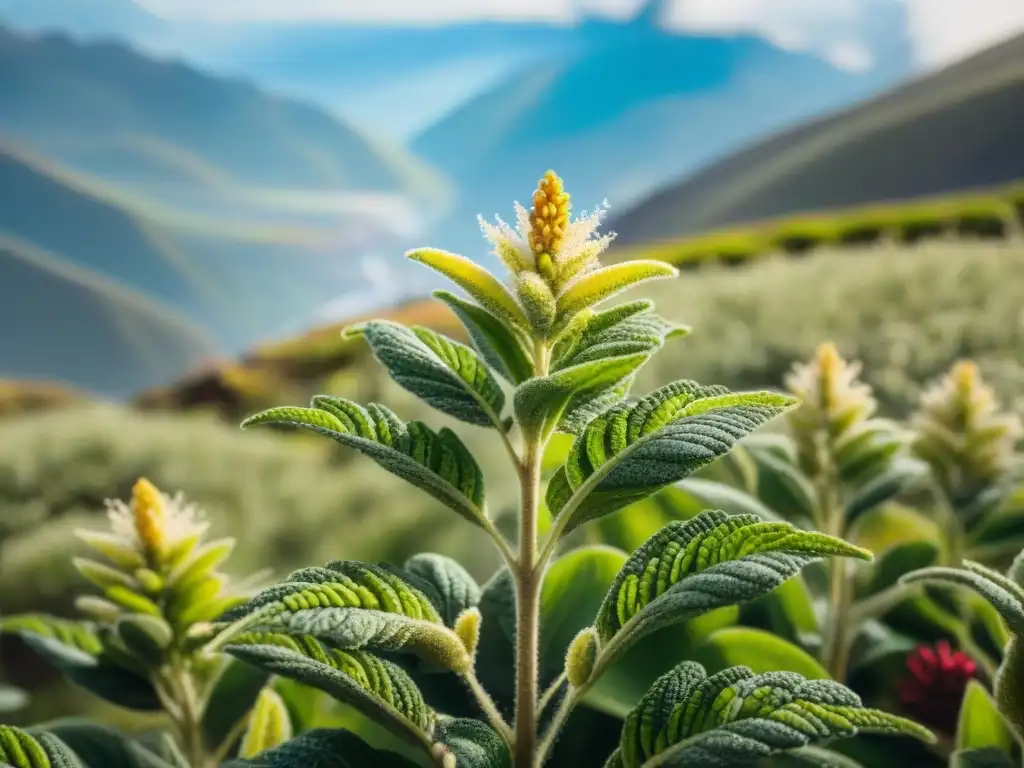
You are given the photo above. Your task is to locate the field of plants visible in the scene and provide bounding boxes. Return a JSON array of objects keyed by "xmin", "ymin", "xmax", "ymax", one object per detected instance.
[
  {"xmin": 1, "ymin": 184, "xmax": 1023, "ymax": 768},
  {"xmin": 619, "ymin": 181, "xmax": 1024, "ymax": 268}
]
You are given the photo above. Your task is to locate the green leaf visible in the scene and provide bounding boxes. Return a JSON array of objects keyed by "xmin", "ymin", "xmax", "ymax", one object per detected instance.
[
  {"xmin": 559, "ymin": 376, "xmax": 635, "ymax": 437},
  {"xmin": 472, "ymin": 569, "xmax": 517, "ymax": 711},
  {"xmin": 846, "ymin": 458, "xmax": 929, "ymax": 524},
  {"xmin": 868, "ymin": 540, "xmax": 940, "ymax": 594},
  {"xmin": 348, "ymin": 321, "xmax": 505, "ymax": 428},
  {"xmin": 833, "ymin": 420, "xmax": 909, "ymax": 486},
  {"xmin": 955, "ymin": 679, "xmax": 1015, "ymax": 753},
  {"xmin": 688, "ymin": 627, "xmax": 829, "ymax": 680},
  {"xmin": 221, "ymin": 561, "xmax": 471, "ymax": 672},
  {"xmin": 0, "ymin": 615, "xmax": 161, "ymax": 711},
  {"xmin": 433, "ymin": 719, "xmax": 513, "ymax": 768},
  {"xmin": 750, "ymin": 448, "xmax": 819, "ymax": 526},
  {"xmin": 901, "ymin": 562, "xmax": 1024, "ymax": 634},
  {"xmin": 28, "ymin": 720, "xmax": 171, "ymax": 768},
  {"xmin": 952, "ymin": 748, "xmax": 1018, "ymax": 768},
  {"xmin": 201, "ymin": 658, "xmax": 272, "ymax": 754},
  {"xmin": 241, "ymin": 399, "xmax": 488, "ymax": 529},
  {"xmin": 761, "ymin": 576, "xmax": 821, "ymax": 646},
  {"xmin": 221, "ymin": 727, "xmax": 420, "ymax": 768},
  {"xmin": 0, "ymin": 726, "xmax": 84, "ymax": 768},
  {"xmin": 555, "ymin": 260, "xmax": 677, "ymax": 317},
  {"xmin": 612, "ymin": 662, "xmax": 933, "ymax": 768},
  {"xmin": 434, "ymin": 290, "xmax": 533, "ymax": 384},
  {"xmin": 547, "ymin": 382, "xmax": 798, "ymax": 534},
  {"xmin": 225, "ymin": 633, "xmax": 434, "ymax": 748},
  {"xmin": 592, "ymin": 511, "xmax": 870, "ymax": 665},
  {"xmin": 550, "ymin": 300, "xmax": 688, "ymax": 372},
  {"xmin": 387, "ymin": 553, "xmax": 482, "ymax": 628},
  {"xmin": 767, "ymin": 745, "xmax": 867, "ymax": 767},
  {"xmin": 513, "ymin": 352, "xmax": 650, "ymax": 441},
  {"xmin": 238, "ymin": 689, "xmax": 294, "ymax": 759},
  {"xmin": 407, "ymin": 248, "xmax": 530, "ymax": 330}
]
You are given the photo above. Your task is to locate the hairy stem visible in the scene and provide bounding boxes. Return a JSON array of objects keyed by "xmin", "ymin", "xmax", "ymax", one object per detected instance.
[
  {"xmin": 157, "ymin": 662, "xmax": 208, "ymax": 768},
  {"xmin": 463, "ymin": 671, "xmax": 515, "ymax": 746},
  {"xmin": 536, "ymin": 690, "xmax": 578, "ymax": 767},
  {"xmin": 514, "ymin": 340, "xmax": 549, "ymax": 767}
]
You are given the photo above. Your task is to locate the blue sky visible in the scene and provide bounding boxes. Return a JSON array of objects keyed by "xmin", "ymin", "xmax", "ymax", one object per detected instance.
[{"xmin": 136, "ymin": 0, "xmax": 1024, "ymax": 72}]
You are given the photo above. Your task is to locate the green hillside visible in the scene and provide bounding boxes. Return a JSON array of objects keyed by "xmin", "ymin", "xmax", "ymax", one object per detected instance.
[
  {"xmin": 610, "ymin": 32, "xmax": 1024, "ymax": 244},
  {"xmin": 0, "ymin": 233, "xmax": 217, "ymax": 396}
]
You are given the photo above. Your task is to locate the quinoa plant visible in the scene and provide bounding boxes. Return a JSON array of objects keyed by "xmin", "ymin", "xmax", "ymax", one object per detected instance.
[{"xmin": 0, "ymin": 173, "xmax": 931, "ymax": 768}]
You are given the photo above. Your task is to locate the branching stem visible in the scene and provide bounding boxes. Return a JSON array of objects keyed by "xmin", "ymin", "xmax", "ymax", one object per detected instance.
[{"xmin": 463, "ymin": 671, "xmax": 515, "ymax": 746}]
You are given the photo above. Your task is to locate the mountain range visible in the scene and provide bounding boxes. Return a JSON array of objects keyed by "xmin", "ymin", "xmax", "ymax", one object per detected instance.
[{"xmin": 610, "ymin": 31, "xmax": 1024, "ymax": 244}]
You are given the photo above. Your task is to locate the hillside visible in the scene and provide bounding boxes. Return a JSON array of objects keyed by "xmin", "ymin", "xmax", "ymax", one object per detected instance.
[
  {"xmin": 610, "ymin": 32, "xmax": 1024, "ymax": 245},
  {"xmin": 411, "ymin": 3, "xmax": 896, "ymax": 262},
  {"xmin": 0, "ymin": 233, "xmax": 217, "ymax": 397},
  {"xmin": 0, "ymin": 0, "xmax": 160, "ymax": 40}
]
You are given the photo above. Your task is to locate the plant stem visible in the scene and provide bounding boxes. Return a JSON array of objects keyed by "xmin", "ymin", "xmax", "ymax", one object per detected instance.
[
  {"xmin": 817, "ymin": 454, "xmax": 853, "ymax": 682},
  {"xmin": 536, "ymin": 690, "xmax": 578, "ymax": 767},
  {"xmin": 514, "ymin": 434, "xmax": 543, "ymax": 767},
  {"xmin": 513, "ymin": 340, "xmax": 549, "ymax": 768},
  {"xmin": 463, "ymin": 671, "xmax": 514, "ymax": 745}
]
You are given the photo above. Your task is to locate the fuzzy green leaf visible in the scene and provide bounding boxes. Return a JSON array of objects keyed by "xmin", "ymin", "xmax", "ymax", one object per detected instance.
[
  {"xmin": 955, "ymin": 679, "xmax": 1015, "ymax": 754},
  {"xmin": 549, "ymin": 300, "xmax": 688, "ymax": 435},
  {"xmin": 770, "ymin": 745, "xmax": 867, "ymax": 767},
  {"xmin": 226, "ymin": 633, "xmax": 434, "ymax": 745},
  {"xmin": 551, "ymin": 300, "xmax": 687, "ymax": 372},
  {"xmin": 592, "ymin": 511, "xmax": 870, "ymax": 668},
  {"xmin": 0, "ymin": 726, "xmax": 84, "ymax": 768},
  {"xmin": 901, "ymin": 562, "xmax": 1024, "ymax": 634},
  {"xmin": 238, "ymin": 689, "xmax": 293, "ymax": 759},
  {"xmin": 221, "ymin": 728, "xmax": 419, "ymax": 768},
  {"xmin": 434, "ymin": 290, "xmax": 533, "ymax": 384},
  {"xmin": 514, "ymin": 353, "xmax": 650, "ymax": 441},
  {"xmin": 388, "ymin": 553, "xmax": 482, "ymax": 627},
  {"xmin": 0, "ymin": 615, "xmax": 160, "ymax": 711},
  {"xmin": 556, "ymin": 260, "xmax": 678, "ymax": 317},
  {"xmin": 220, "ymin": 561, "xmax": 471, "ymax": 672},
  {"xmin": 433, "ymin": 719, "xmax": 513, "ymax": 768},
  {"xmin": 348, "ymin": 321, "xmax": 505, "ymax": 428},
  {"xmin": 407, "ymin": 248, "xmax": 530, "ymax": 330},
  {"xmin": 547, "ymin": 382, "xmax": 798, "ymax": 534},
  {"xmin": 613, "ymin": 661, "xmax": 933, "ymax": 768},
  {"xmin": 241, "ymin": 398, "xmax": 488, "ymax": 528}
]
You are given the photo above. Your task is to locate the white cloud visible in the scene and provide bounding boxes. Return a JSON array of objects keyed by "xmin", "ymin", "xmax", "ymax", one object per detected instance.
[
  {"xmin": 136, "ymin": 0, "xmax": 1024, "ymax": 70},
  {"xmin": 902, "ymin": 0, "xmax": 1024, "ymax": 68}
]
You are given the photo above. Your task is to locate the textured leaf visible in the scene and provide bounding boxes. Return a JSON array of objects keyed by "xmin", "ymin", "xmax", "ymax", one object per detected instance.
[
  {"xmin": 688, "ymin": 628, "xmax": 829, "ymax": 680},
  {"xmin": 749, "ymin": 448, "xmax": 819, "ymax": 526},
  {"xmin": 547, "ymin": 382, "xmax": 798, "ymax": 534},
  {"xmin": 349, "ymin": 321, "xmax": 505, "ymax": 427},
  {"xmin": 613, "ymin": 662, "xmax": 932, "ymax": 768},
  {"xmin": 201, "ymin": 658, "xmax": 272, "ymax": 754},
  {"xmin": 0, "ymin": 615, "xmax": 160, "ymax": 711},
  {"xmin": 221, "ymin": 561, "xmax": 470, "ymax": 672},
  {"xmin": 559, "ymin": 376, "xmax": 635, "ymax": 436},
  {"xmin": 551, "ymin": 300, "xmax": 688, "ymax": 373},
  {"xmin": 29, "ymin": 721, "xmax": 170, "ymax": 768},
  {"xmin": 434, "ymin": 290, "xmax": 533, "ymax": 384},
  {"xmin": 513, "ymin": 353, "xmax": 650, "ymax": 441},
  {"xmin": 767, "ymin": 745, "xmax": 866, "ymax": 767},
  {"xmin": 556, "ymin": 261, "xmax": 677, "ymax": 316},
  {"xmin": 901, "ymin": 562, "xmax": 1024, "ymax": 634},
  {"xmin": 433, "ymin": 719, "xmax": 512, "ymax": 768},
  {"xmin": 407, "ymin": 248, "xmax": 530, "ymax": 330},
  {"xmin": 0, "ymin": 726, "xmax": 84, "ymax": 768},
  {"xmin": 241, "ymin": 398, "xmax": 488, "ymax": 528},
  {"xmin": 593, "ymin": 511, "xmax": 869, "ymax": 661},
  {"xmin": 955, "ymin": 679, "xmax": 1015, "ymax": 754},
  {"xmin": 388, "ymin": 553, "xmax": 482, "ymax": 627},
  {"xmin": 221, "ymin": 727, "xmax": 419, "ymax": 768},
  {"xmin": 226, "ymin": 632, "xmax": 434, "ymax": 745},
  {"xmin": 238, "ymin": 689, "xmax": 294, "ymax": 759}
]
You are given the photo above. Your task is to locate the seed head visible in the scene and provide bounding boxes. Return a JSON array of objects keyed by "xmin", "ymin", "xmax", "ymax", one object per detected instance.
[
  {"xmin": 131, "ymin": 478, "xmax": 167, "ymax": 556},
  {"xmin": 528, "ymin": 171, "xmax": 571, "ymax": 277}
]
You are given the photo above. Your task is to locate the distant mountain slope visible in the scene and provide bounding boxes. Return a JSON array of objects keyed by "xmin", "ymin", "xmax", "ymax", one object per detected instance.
[
  {"xmin": 410, "ymin": 9, "xmax": 894, "ymax": 263},
  {"xmin": 0, "ymin": 26, "xmax": 442, "ymax": 198},
  {"xmin": 0, "ymin": 232, "xmax": 217, "ymax": 397},
  {"xmin": 610, "ymin": 33, "xmax": 1024, "ymax": 245},
  {"xmin": 0, "ymin": 0, "xmax": 160, "ymax": 39}
]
